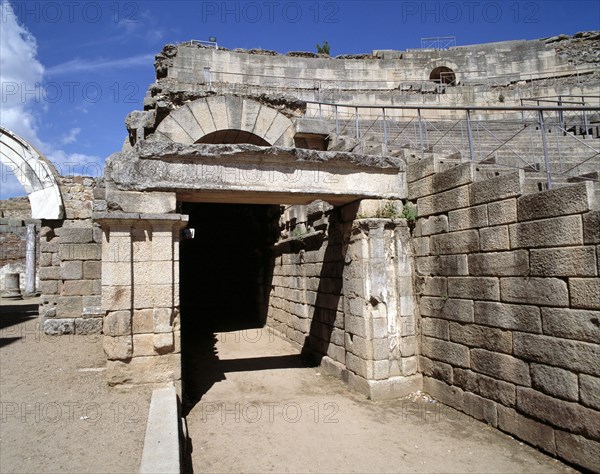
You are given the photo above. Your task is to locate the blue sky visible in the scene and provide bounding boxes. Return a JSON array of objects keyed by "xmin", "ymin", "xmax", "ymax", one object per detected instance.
[{"xmin": 1, "ymin": 0, "xmax": 599, "ymax": 198}]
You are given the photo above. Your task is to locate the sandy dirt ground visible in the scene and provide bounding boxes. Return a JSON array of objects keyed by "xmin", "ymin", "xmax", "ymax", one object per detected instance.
[
  {"xmin": 0, "ymin": 297, "xmax": 152, "ymax": 474},
  {"xmin": 184, "ymin": 327, "xmax": 576, "ymax": 474}
]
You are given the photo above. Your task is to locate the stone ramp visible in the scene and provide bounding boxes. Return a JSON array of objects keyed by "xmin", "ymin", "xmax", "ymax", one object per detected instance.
[{"xmin": 184, "ymin": 329, "xmax": 574, "ymax": 473}]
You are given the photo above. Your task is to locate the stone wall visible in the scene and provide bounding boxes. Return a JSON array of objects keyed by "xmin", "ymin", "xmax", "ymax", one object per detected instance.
[
  {"xmin": 410, "ymin": 156, "xmax": 600, "ymax": 471},
  {"xmin": 39, "ymin": 176, "xmax": 104, "ymax": 335},
  {"xmin": 267, "ymin": 199, "xmax": 422, "ymax": 400},
  {"xmin": 0, "ymin": 215, "xmax": 40, "ymax": 293}
]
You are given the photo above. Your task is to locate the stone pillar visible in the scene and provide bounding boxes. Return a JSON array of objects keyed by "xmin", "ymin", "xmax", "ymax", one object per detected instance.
[
  {"xmin": 25, "ymin": 224, "xmax": 37, "ymax": 295},
  {"xmin": 344, "ymin": 218, "xmax": 422, "ymax": 400},
  {"xmin": 1, "ymin": 273, "xmax": 22, "ymax": 300},
  {"xmin": 95, "ymin": 213, "xmax": 188, "ymax": 389}
]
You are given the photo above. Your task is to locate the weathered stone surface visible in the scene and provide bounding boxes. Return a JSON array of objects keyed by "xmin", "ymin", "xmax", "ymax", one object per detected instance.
[
  {"xmin": 583, "ymin": 211, "xmax": 600, "ymax": 244},
  {"xmin": 106, "ymin": 353, "xmax": 180, "ymax": 386},
  {"xmin": 103, "ymin": 310, "xmax": 132, "ymax": 337},
  {"xmin": 541, "ymin": 308, "xmax": 600, "ymax": 344},
  {"xmin": 59, "ymin": 243, "xmax": 101, "ymax": 261},
  {"xmin": 579, "ymin": 374, "xmax": 600, "ymax": 411},
  {"xmin": 57, "ymin": 296, "xmax": 83, "ymax": 317},
  {"xmin": 454, "ymin": 368, "xmax": 516, "ymax": 406},
  {"xmin": 417, "ymin": 185, "xmax": 470, "ymax": 217},
  {"xmin": 421, "ymin": 318, "xmax": 449, "ymax": 340},
  {"xmin": 471, "ymin": 349, "xmax": 531, "ymax": 386},
  {"xmin": 420, "ymin": 297, "xmax": 474, "ymax": 322},
  {"xmin": 422, "ymin": 377, "xmax": 464, "ymax": 411},
  {"xmin": 421, "ymin": 336, "xmax": 470, "ymax": 367},
  {"xmin": 433, "ymin": 164, "xmax": 474, "ymax": 193},
  {"xmin": 500, "ymin": 277, "xmax": 568, "ymax": 307},
  {"xmin": 448, "ymin": 205, "xmax": 488, "ymax": 231},
  {"xmin": 60, "ymin": 261, "xmax": 83, "ymax": 280},
  {"xmin": 517, "ymin": 181, "xmax": 595, "ymax": 222},
  {"xmin": 132, "ymin": 309, "xmax": 154, "ymax": 334},
  {"xmin": 43, "ymin": 318, "xmax": 75, "ymax": 335},
  {"xmin": 516, "ymin": 387, "xmax": 600, "ymax": 439},
  {"xmin": 448, "ymin": 277, "xmax": 500, "ymax": 301},
  {"xmin": 530, "ymin": 247, "xmax": 597, "ymax": 277},
  {"xmin": 449, "ymin": 323, "xmax": 512, "ymax": 354},
  {"xmin": 430, "ymin": 230, "xmax": 479, "ymax": 255},
  {"xmin": 420, "ymin": 277, "xmax": 447, "ymax": 297},
  {"xmin": 474, "ymin": 301, "xmax": 542, "ymax": 333},
  {"xmin": 74, "ymin": 317, "xmax": 103, "ymax": 335},
  {"xmin": 555, "ymin": 430, "xmax": 600, "ymax": 472},
  {"xmin": 468, "ymin": 251, "xmax": 529, "ymax": 276},
  {"xmin": 497, "ymin": 406, "xmax": 556, "ymax": 454},
  {"xmin": 487, "ymin": 199, "xmax": 517, "ymax": 226},
  {"xmin": 107, "ymin": 190, "xmax": 177, "ymax": 214},
  {"xmin": 569, "ymin": 278, "xmax": 600, "ymax": 310},
  {"xmin": 406, "ymin": 156, "xmax": 437, "ymax": 183},
  {"xmin": 419, "ymin": 356, "xmax": 453, "ymax": 384},
  {"xmin": 103, "ymin": 335, "xmax": 133, "ymax": 360},
  {"xmin": 420, "ymin": 215, "xmax": 448, "ymax": 236},
  {"xmin": 513, "ymin": 333, "xmax": 600, "ymax": 376},
  {"xmin": 479, "ymin": 226, "xmax": 511, "ymax": 251},
  {"xmin": 464, "ymin": 391, "xmax": 498, "ymax": 426},
  {"xmin": 83, "ymin": 261, "xmax": 102, "ymax": 279},
  {"xmin": 470, "ymin": 172, "xmax": 523, "ymax": 205},
  {"xmin": 531, "ymin": 364, "xmax": 578, "ymax": 401},
  {"xmin": 55, "ymin": 227, "xmax": 93, "ymax": 243},
  {"xmin": 509, "ymin": 215, "xmax": 583, "ymax": 249},
  {"xmin": 39, "ymin": 266, "xmax": 60, "ymax": 280},
  {"xmin": 61, "ymin": 280, "xmax": 93, "ymax": 296}
]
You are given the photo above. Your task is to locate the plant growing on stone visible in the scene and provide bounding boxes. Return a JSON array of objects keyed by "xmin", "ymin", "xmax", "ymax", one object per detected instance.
[
  {"xmin": 402, "ymin": 203, "xmax": 417, "ymax": 223},
  {"xmin": 376, "ymin": 201, "xmax": 401, "ymax": 219},
  {"xmin": 316, "ymin": 41, "xmax": 330, "ymax": 56}
]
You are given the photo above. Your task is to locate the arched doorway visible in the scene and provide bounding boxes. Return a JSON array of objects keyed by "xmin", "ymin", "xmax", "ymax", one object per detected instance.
[{"xmin": 430, "ymin": 66, "xmax": 457, "ymax": 85}]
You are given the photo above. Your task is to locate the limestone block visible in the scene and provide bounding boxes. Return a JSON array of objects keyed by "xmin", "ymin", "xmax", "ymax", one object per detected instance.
[
  {"xmin": 421, "ymin": 336, "xmax": 470, "ymax": 368},
  {"xmin": 420, "ymin": 297, "xmax": 474, "ymax": 322},
  {"xmin": 530, "ymin": 247, "xmax": 597, "ymax": 277},
  {"xmin": 487, "ymin": 199, "xmax": 518, "ymax": 226},
  {"xmin": 583, "ymin": 211, "xmax": 600, "ymax": 244},
  {"xmin": 449, "ymin": 323, "xmax": 512, "ymax": 354},
  {"xmin": 474, "ymin": 301, "xmax": 541, "ymax": 333},
  {"xmin": 530, "ymin": 363, "xmax": 578, "ymax": 402},
  {"xmin": 153, "ymin": 308, "xmax": 173, "ymax": 333},
  {"xmin": 406, "ymin": 156, "xmax": 437, "ymax": 183},
  {"xmin": 516, "ymin": 387, "xmax": 600, "ymax": 440},
  {"xmin": 464, "ymin": 391, "xmax": 498, "ymax": 427},
  {"xmin": 471, "ymin": 349, "xmax": 530, "ymax": 386},
  {"xmin": 74, "ymin": 317, "xmax": 102, "ymax": 335},
  {"xmin": 408, "ymin": 175, "xmax": 434, "ymax": 200},
  {"xmin": 479, "ymin": 226, "xmax": 510, "ymax": 252},
  {"xmin": 470, "ymin": 171, "xmax": 524, "ymax": 205},
  {"xmin": 555, "ymin": 431, "xmax": 600, "ymax": 473},
  {"xmin": 419, "ymin": 356, "xmax": 453, "ymax": 384},
  {"xmin": 420, "ymin": 215, "xmax": 449, "ymax": 236},
  {"xmin": 60, "ymin": 261, "xmax": 83, "ymax": 280},
  {"xmin": 39, "ymin": 266, "xmax": 60, "ymax": 280},
  {"xmin": 103, "ymin": 335, "xmax": 133, "ymax": 361},
  {"xmin": 454, "ymin": 368, "xmax": 516, "ymax": 407},
  {"xmin": 468, "ymin": 251, "xmax": 529, "ymax": 276},
  {"xmin": 421, "ymin": 318, "xmax": 449, "ymax": 340},
  {"xmin": 56, "ymin": 227, "xmax": 94, "ymax": 243},
  {"xmin": 433, "ymin": 164, "xmax": 474, "ymax": 193},
  {"xmin": 107, "ymin": 190, "xmax": 177, "ymax": 214},
  {"xmin": 579, "ymin": 374, "xmax": 600, "ymax": 411},
  {"xmin": 61, "ymin": 280, "xmax": 93, "ymax": 296},
  {"xmin": 448, "ymin": 204, "xmax": 488, "ymax": 231},
  {"xmin": 417, "ymin": 185, "xmax": 470, "ymax": 217},
  {"xmin": 83, "ymin": 261, "xmax": 102, "ymax": 279},
  {"xmin": 422, "ymin": 377, "xmax": 464, "ymax": 411},
  {"xmin": 401, "ymin": 356, "xmax": 418, "ymax": 376},
  {"xmin": 500, "ymin": 277, "xmax": 568, "ymax": 307},
  {"xmin": 448, "ymin": 277, "xmax": 500, "ymax": 301},
  {"xmin": 541, "ymin": 308, "xmax": 600, "ymax": 344},
  {"xmin": 497, "ymin": 406, "xmax": 556, "ymax": 455},
  {"xmin": 43, "ymin": 318, "xmax": 75, "ymax": 335},
  {"xmin": 421, "ymin": 277, "xmax": 447, "ymax": 297},
  {"xmin": 132, "ymin": 334, "xmax": 156, "ymax": 357},
  {"xmin": 39, "ymin": 280, "xmax": 58, "ymax": 295},
  {"xmin": 133, "ymin": 309, "xmax": 154, "ymax": 334},
  {"xmin": 569, "ymin": 278, "xmax": 600, "ymax": 310},
  {"xmin": 58, "ymin": 243, "xmax": 101, "ymax": 261},
  {"xmin": 513, "ymin": 333, "xmax": 600, "ymax": 376},
  {"xmin": 57, "ymin": 296, "xmax": 83, "ymax": 317},
  {"xmin": 509, "ymin": 215, "xmax": 583, "ymax": 249},
  {"xmin": 517, "ymin": 182, "xmax": 596, "ymax": 222},
  {"xmin": 431, "ymin": 230, "xmax": 479, "ymax": 255},
  {"xmin": 103, "ymin": 310, "xmax": 132, "ymax": 336}
]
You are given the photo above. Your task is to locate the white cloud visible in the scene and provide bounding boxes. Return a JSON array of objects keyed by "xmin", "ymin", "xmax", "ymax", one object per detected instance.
[
  {"xmin": 0, "ymin": 1, "xmax": 106, "ymax": 199},
  {"xmin": 60, "ymin": 127, "xmax": 81, "ymax": 145},
  {"xmin": 45, "ymin": 53, "xmax": 155, "ymax": 76}
]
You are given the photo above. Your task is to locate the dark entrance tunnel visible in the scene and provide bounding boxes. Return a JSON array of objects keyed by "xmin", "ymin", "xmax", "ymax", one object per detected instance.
[{"xmin": 179, "ymin": 202, "xmax": 280, "ymax": 410}]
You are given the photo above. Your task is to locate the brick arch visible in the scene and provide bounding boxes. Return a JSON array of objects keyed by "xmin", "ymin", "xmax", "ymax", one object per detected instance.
[
  {"xmin": 154, "ymin": 96, "xmax": 295, "ymax": 147},
  {"xmin": 0, "ymin": 126, "xmax": 64, "ymax": 219}
]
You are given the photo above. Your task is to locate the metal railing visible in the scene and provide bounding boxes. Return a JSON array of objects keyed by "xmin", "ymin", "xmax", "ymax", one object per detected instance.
[{"xmin": 304, "ymin": 102, "xmax": 600, "ymax": 190}]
